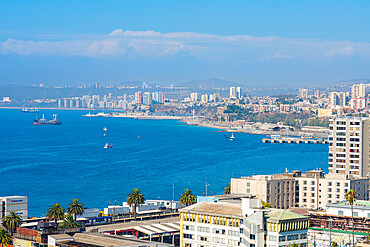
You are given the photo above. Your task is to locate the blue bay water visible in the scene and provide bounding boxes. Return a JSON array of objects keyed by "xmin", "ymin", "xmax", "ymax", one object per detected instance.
[{"xmin": 0, "ymin": 109, "xmax": 328, "ymax": 217}]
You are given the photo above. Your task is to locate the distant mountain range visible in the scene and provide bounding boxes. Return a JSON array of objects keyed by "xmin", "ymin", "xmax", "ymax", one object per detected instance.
[{"xmin": 180, "ymin": 78, "xmax": 244, "ymax": 89}]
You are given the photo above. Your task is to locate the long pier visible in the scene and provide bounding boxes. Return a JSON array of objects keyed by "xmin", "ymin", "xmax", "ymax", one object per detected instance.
[{"xmin": 262, "ymin": 138, "xmax": 327, "ymax": 144}]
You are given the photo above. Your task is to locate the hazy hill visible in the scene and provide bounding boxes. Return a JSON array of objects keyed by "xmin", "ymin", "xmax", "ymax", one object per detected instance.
[{"xmin": 181, "ymin": 78, "xmax": 243, "ymax": 89}]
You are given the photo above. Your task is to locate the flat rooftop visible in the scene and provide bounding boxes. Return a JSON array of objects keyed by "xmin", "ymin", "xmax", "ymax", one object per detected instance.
[
  {"xmin": 180, "ymin": 202, "xmax": 242, "ymax": 217},
  {"xmin": 88, "ymin": 217, "xmax": 180, "ymax": 234},
  {"xmin": 73, "ymin": 233, "xmax": 169, "ymax": 247}
]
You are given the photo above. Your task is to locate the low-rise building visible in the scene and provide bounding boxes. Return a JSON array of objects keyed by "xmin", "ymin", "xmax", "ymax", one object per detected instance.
[
  {"xmin": 231, "ymin": 169, "xmax": 369, "ymax": 210},
  {"xmin": 231, "ymin": 173, "xmax": 299, "ymax": 209},
  {"xmin": 179, "ymin": 198, "xmax": 309, "ymax": 247}
]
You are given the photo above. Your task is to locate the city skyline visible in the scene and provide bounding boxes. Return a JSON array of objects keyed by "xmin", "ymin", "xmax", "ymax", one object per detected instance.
[{"xmin": 1, "ymin": 1, "xmax": 370, "ymax": 86}]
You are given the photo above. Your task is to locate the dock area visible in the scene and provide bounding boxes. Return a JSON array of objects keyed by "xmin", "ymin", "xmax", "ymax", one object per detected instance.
[{"xmin": 262, "ymin": 138, "xmax": 328, "ymax": 144}]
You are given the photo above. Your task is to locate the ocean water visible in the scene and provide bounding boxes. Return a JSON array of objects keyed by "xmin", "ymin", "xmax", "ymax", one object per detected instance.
[{"xmin": 0, "ymin": 109, "xmax": 328, "ymax": 216}]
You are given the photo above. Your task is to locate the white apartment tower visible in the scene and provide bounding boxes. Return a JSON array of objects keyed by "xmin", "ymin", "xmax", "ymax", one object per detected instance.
[
  {"xmin": 230, "ymin": 87, "xmax": 236, "ymax": 98},
  {"xmin": 328, "ymin": 92, "xmax": 346, "ymax": 108},
  {"xmin": 299, "ymin": 88, "xmax": 308, "ymax": 98},
  {"xmin": 236, "ymin": 87, "xmax": 242, "ymax": 99},
  {"xmin": 328, "ymin": 117, "xmax": 370, "ymax": 177},
  {"xmin": 351, "ymin": 84, "xmax": 366, "ymax": 99}
]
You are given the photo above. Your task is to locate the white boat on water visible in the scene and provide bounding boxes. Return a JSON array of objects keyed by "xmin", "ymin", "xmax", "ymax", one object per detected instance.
[
  {"xmin": 230, "ymin": 133, "xmax": 235, "ymax": 141},
  {"xmin": 103, "ymin": 127, "xmax": 108, "ymax": 131},
  {"xmin": 104, "ymin": 143, "xmax": 113, "ymax": 149}
]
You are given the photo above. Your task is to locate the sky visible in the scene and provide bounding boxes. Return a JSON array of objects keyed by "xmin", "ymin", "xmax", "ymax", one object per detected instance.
[{"xmin": 0, "ymin": 0, "xmax": 370, "ymax": 87}]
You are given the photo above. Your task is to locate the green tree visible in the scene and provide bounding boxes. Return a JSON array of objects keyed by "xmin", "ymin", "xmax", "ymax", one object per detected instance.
[
  {"xmin": 47, "ymin": 204, "xmax": 65, "ymax": 224},
  {"xmin": 331, "ymin": 241, "xmax": 338, "ymax": 247},
  {"xmin": 224, "ymin": 183, "xmax": 231, "ymax": 194},
  {"xmin": 127, "ymin": 189, "xmax": 145, "ymax": 220},
  {"xmin": 2, "ymin": 211, "xmax": 21, "ymax": 235},
  {"xmin": 262, "ymin": 201, "xmax": 271, "ymax": 208},
  {"xmin": 180, "ymin": 189, "xmax": 196, "ymax": 206},
  {"xmin": 67, "ymin": 199, "xmax": 85, "ymax": 220},
  {"xmin": 59, "ymin": 215, "xmax": 80, "ymax": 229},
  {"xmin": 0, "ymin": 228, "xmax": 12, "ymax": 247},
  {"xmin": 345, "ymin": 189, "xmax": 357, "ymax": 247}
]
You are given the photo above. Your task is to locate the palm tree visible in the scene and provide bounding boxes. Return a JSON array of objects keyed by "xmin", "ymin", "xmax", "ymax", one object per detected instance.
[
  {"xmin": 59, "ymin": 215, "xmax": 80, "ymax": 229},
  {"xmin": 0, "ymin": 228, "xmax": 11, "ymax": 247},
  {"xmin": 47, "ymin": 203, "xmax": 65, "ymax": 224},
  {"xmin": 2, "ymin": 211, "xmax": 21, "ymax": 235},
  {"xmin": 127, "ymin": 189, "xmax": 145, "ymax": 220},
  {"xmin": 180, "ymin": 189, "xmax": 196, "ymax": 206},
  {"xmin": 345, "ymin": 189, "xmax": 357, "ymax": 247},
  {"xmin": 224, "ymin": 183, "xmax": 231, "ymax": 194},
  {"xmin": 67, "ymin": 199, "xmax": 85, "ymax": 220}
]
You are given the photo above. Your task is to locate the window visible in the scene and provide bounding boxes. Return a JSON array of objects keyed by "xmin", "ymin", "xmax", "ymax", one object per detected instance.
[
  {"xmin": 353, "ymin": 212, "xmax": 358, "ymax": 217},
  {"xmin": 213, "ymin": 229, "xmax": 225, "ymax": 235},
  {"xmin": 279, "ymin": 236, "xmax": 286, "ymax": 242},
  {"xmin": 338, "ymin": 210, "xmax": 344, "ymax": 215},
  {"xmin": 287, "ymin": 235, "xmax": 299, "ymax": 241},
  {"xmin": 198, "ymin": 236, "xmax": 209, "ymax": 242},
  {"xmin": 269, "ymin": 235, "xmax": 277, "ymax": 241},
  {"xmin": 250, "ymin": 234, "xmax": 255, "ymax": 240},
  {"xmin": 197, "ymin": 226, "xmax": 210, "ymax": 233},
  {"xmin": 228, "ymin": 239, "xmax": 239, "ymax": 246},
  {"xmin": 183, "ymin": 234, "xmax": 193, "ymax": 239},
  {"xmin": 212, "ymin": 237, "xmax": 225, "ymax": 244},
  {"xmin": 228, "ymin": 230, "xmax": 239, "ymax": 237},
  {"xmin": 185, "ymin": 244, "xmax": 192, "ymax": 247},
  {"xmin": 336, "ymin": 182, "xmax": 340, "ymax": 186},
  {"xmin": 303, "ymin": 181, "xmax": 307, "ymax": 185},
  {"xmin": 300, "ymin": 233, "xmax": 307, "ymax": 239},
  {"xmin": 328, "ymin": 182, "xmax": 332, "ymax": 186},
  {"xmin": 185, "ymin": 225, "xmax": 194, "ymax": 231}
]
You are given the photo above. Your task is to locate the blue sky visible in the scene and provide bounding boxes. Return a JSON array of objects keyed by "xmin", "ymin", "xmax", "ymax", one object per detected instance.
[{"xmin": 1, "ymin": 0, "xmax": 370, "ymax": 86}]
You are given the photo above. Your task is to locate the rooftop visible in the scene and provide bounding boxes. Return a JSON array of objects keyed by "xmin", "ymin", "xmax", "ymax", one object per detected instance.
[
  {"xmin": 329, "ymin": 200, "xmax": 370, "ymax": 208},
  {"xmin": 267, "ymin": 209, "xmax": 309, "ymax": 222},
  {"xmin": 180, "ymin": 202, "xmax": 242, "ymax": 217}
]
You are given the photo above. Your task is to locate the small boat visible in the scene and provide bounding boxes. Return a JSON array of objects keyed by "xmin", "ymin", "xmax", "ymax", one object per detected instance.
[
  {"xmin": 137, "ymin": 134, "xmax": 140, "ymax": 139},
  {"xmin": 224, "ymin": 134, "xmax": 229, "ymax": 139},
  {"xmin": 22, "ymin": 108, "xmax": 40, "ymax": 113},
  {"xmin": 229, "ymin": 133, "xmax": 235, "ymax": 141},
  {"xmin": 104, "ymin": 143, "xmax": 113, "ymax": 149},
  {"xmin": 103, "ymin": 127, "xmax": 108, "ymax": 131}
]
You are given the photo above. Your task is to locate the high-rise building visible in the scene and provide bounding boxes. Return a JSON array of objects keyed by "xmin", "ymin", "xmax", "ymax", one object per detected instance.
[
  {"xmin": 123, "ymin": 94, "xmax": 127, "ymax": 102},
  {"xmin": 230, "ymin": 87, "xmax": 236, "ymax": 98},
  {"xmin": 314, "ymin": 90, "xmax": 321, "ymax": 98},
  {"xmin": 350, "ymin": 98, "xmax": 368, "ymax": 110},
  {"xmin": 299, "ymin": 89, "xmax": 309, "ymax": 98},
  {"xmin": 328, "ymin": 92, "xmax": 346, "ymax": 108},
  {"xmin": 236, "ymin": 87, "xmax": 242, "ymax": 99},
  {"xmin": 328, "ymin": 117, "xmax": 370, "ymax": 177},
  {"xmin": 57, "ymin": 99, "xmax": 62, "ymax": 108},
  {"xmin": 190, "ymin": 93, "xmax": 198, "ymax": 102},
  {"xmin": 135, "ymin": 91, "xmax": 143, "ymax": 104},
  {"xmin": 351, "ymin": 84, "xmax": 366, "ymax": 99},
  {"xmin": 63, "ymin": 98, "xmax": 68, "ymax": 108},
  {"xmin": 143, "ymin": 92, "xmax": 152, "ymax": 105},
  {"xmin": 201, "ymin": 94, "xmax": 209, "ymax": 104}
]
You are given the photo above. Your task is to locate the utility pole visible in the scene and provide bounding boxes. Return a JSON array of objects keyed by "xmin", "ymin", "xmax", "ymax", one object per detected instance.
[
  {"xmin": 329, "ymin": 219, "xmax": 332, "ymax": 245},
  {"xmin": 172, "ymin": 183, "xmax": 175, "ymax": 203},
  {"xmin": 205, "ymin": 182, "xmax": 210, "ymax": 196}
]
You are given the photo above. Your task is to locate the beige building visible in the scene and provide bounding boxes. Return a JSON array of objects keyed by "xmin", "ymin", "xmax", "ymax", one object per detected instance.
[
  {"xmin": 351, "ymin": 83, "xmax": 366, "ymax": 98},
  {"xmin": 231, "ymin": 169, "xmax": 369, "ymax": 210},
  {"xmin": 328, "ymin": 117, "xmax": 370, "ymax": 177},
  {"xmin": 295, "ymin": 170, "xmax": 369, "ymax": 209},
  {"xmin": 201, "ymin": 94, "xmax": 208, "ymax": 104},
  {"xmin": 231, "ymin": 173, "xmax": 299, "ymax": 209}
]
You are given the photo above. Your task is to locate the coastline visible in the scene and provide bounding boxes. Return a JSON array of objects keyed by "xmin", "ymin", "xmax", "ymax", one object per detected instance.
[{"xmin": 1, "ymin": 107, "xmax": 327, "ymax": 137}]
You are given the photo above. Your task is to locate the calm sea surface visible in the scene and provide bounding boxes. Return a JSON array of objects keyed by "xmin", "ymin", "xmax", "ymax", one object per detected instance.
[{"xmin": 0, "ymin": 109, "xmax": 328, "ymax": 216}]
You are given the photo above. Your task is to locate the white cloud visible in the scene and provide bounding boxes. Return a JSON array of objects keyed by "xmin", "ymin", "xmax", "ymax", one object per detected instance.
[
  {"xmin": 324, "ymin": 46, "xmax": 356, "ymax": 57},
  {"xmin": 261, "ymin": 52, "xmax": 292, "ymax": 61},
  {"xmin": 0, "ymin": 30, "xmax": 369, "ymax": 62}
]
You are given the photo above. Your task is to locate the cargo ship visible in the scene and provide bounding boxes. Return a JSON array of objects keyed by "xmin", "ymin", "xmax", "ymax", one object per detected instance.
[
  {"xmin": 21, "ymin": 108, "xmax": 40, "ymax": 113},
  {"xmin": 34, "ymin": 114, "xmax": 62, "ymax": 125}
]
